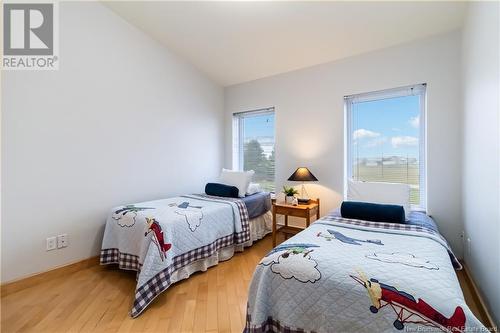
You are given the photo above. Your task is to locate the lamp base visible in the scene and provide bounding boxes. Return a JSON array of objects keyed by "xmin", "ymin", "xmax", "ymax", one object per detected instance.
[{"xmin": 297, "ymin": 198, "xmax": 310, "ymax": 204}]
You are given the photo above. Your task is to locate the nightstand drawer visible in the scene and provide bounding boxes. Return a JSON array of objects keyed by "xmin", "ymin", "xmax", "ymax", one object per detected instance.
[{"xmin": 275, "ymin": 206, "xmax": 307, "ymax": 217}]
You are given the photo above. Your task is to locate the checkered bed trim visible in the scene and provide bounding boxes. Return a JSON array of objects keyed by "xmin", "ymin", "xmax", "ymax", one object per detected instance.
[
  {"xmin": 319, "ymin": 214, "xmax": 462, "ymax": 269},
  {"xmin": 100, "ymin": 248, "xmax": 142, "ymax": 272},
  {"xmin": 184, "ymin": 194, "xmax": 251, "ymax": 245},
  {"xmin": 245, "ymin": 306, "xmax": 314, "ymax": 333},
  {"xmin": 130, "ymin": 195, "xmax": 251, "ymax": 318},
  {"xmin": 131, "ymin": 233, "xmax": 235, "ymax": 317}
]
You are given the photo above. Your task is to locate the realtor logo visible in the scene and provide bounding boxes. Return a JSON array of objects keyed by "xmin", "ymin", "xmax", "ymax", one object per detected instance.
[
  {"xmin": 2, "ymin": 2, "xmax": 58, "ymax": 70},
  {"xmin": 4, "ymin": 3, "xmax": 53, "ymax": 55}
]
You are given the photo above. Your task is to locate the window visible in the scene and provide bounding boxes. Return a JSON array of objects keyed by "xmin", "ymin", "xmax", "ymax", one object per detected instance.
[
  {"xmin": 345, "ymin": 84, "xmax": 426, "ymax": 208},
  {"xmin": 233, "ymin": 108, "xmax": 275, "ymax": 192}
]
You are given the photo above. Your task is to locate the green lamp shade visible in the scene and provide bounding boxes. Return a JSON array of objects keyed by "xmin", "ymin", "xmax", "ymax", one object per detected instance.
[{"xmin": 287, "ymin": 167, "xmax": 318, "ymax": 182}]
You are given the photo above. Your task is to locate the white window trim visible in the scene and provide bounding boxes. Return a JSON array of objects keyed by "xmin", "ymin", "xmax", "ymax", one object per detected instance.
[
  {"xmin": 232, "ymin": 107, "xmax": 275, "ymax": 172},
  {"xmin": 344, "ymin": 84, "xmax": 427, "ymax": 209}
]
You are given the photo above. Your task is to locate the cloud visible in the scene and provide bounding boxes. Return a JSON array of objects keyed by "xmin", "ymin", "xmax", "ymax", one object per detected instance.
[
  {"xmin": 409, "ymin": 116, "xmax": 419, "ymax": 128},
  {"xmin": 260, "ymin": 249, "xmax": 321, "ymax": 283},
  {"xmin": 271, "ymin": 252, "xmax": 321, "ymax": 283},
  {"xmin": 112, "ymin": 205, "xmax": 155, "ymax": 228},
  {"xmin": 353, "ymin": 129, "xmax": 380, "ymax": 140},
  {"xmin": 112, "ymin": 211, "xmax": 137, "ymax": 227},
  {"xmin": 391, "ymin": 136, "xmax": 418, "ymax": 148},
  {"xmin": 365, "ymin": 252, "xmax": 439, "ymax": 270}
]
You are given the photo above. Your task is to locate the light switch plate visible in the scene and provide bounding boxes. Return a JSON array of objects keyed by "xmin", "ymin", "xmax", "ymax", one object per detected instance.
[
  {"xmin": 57, "ymin": 234, "xmax": 68, "ymax": 248},
  {"xmin": 47, "ymin": 237, "xmax": 57, "ymax": 251}
]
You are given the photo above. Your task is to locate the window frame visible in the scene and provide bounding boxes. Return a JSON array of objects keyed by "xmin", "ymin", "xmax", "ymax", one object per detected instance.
[
  {"xmin": 344, "ymin": 84, "xmax": 427, "ymax": 209},
  {"xmin": 232, "ymin": 107, "xmax": 276, "ymax": 189}
]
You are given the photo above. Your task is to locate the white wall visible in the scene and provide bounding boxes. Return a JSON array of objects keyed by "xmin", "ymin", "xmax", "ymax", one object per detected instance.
[
  {"xmin": 462, "ymin": 1, "xmax": 500, "ymax": 325},
  {"xmin": 1, "ymin": 2, "xmax": 224, "ymax": 282},
  {"xmin": 225, "ymin": 32, "xmax": 464, "ymax": 256}
]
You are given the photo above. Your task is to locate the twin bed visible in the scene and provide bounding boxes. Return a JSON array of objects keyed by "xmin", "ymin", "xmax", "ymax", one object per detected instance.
[
  {"xmin": 101, "ymin": 192, "xmax": 271, "ymax": 317},
  {"xmin": 245, "ymin": 210, "xmax": 485, "ymax": 332},
  {"xmin": 100, "ymin": 186, "xmax": 486, "ymax": 332}
]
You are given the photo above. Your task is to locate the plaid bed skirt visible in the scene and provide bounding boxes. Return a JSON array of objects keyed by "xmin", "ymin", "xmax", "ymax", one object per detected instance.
[
  {"xmin": 100, "ymin": 248, "xmax": 141, "ymax": 272},
  {"xmin": 245, "ymin": 305, "xmax": 315, "ymax": 333}
]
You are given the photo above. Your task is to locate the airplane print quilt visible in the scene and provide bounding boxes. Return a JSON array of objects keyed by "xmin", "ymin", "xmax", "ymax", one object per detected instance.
[
  {"xmin": 100, "ymin": 194, "xmax": 250, "ymax": 317},
  {"xmin": 245, "ymin": 214, "xmax": 486, "ymax": 333}
]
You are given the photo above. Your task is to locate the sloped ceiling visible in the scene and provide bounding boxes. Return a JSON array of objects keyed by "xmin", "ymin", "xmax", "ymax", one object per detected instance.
[{"xmin": 105, "ymin": 1, "xmax": 467, "ymax": 86}]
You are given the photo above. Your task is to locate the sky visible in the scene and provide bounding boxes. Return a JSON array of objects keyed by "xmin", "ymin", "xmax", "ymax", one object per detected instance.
[
  {"xmin": 241, "ymin": 95, "xmax": 420, "ymax": 159},
  {"xmin": 352, "ymin": 95, "xmax": 421, "ymax": 159},
  {"xmin": 243, "ymin": 113, "xmax": 275, "ymax": 157},
  {"xmin": 243, "ymin": 113, "xmax": 275, "ymax": 139}
]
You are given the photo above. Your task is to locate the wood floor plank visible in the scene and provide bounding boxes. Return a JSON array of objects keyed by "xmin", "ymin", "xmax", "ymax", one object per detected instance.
[
  {"xmin": 1, "ymin": 235, "xmax": 492, "ymax": 333},
  {"xmin": 205, "ymin": 268, "xmax": 218, "ymax": 332},
  {"xmin": 167, "ymin": 292, "xmax": 187, "ymax": 332},
  {"xmin": 192, "ymin": 280, "xmax": 208, "ymax": 333}
]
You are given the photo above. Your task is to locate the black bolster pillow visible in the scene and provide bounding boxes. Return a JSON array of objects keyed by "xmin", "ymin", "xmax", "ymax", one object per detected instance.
[
  {"xmin": 205, "ymin": 183, "xmax": 239, "ymax": 198},
  {"xmin": 340, "ymin": 201, "xmax": 405, "ymax": 223}
]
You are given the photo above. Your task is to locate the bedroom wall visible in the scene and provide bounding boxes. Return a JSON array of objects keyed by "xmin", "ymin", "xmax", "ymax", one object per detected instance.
[
  {"xmin": 1, "ymin": 2, "xmax": 224, "ymax": 282},
  {"xmin": 461, "ymin": 1, "xmax": 500, "ymax": 325},
  {"xmin": 225, "ymin": 31, "xmax": 464, "ymax": 256}
]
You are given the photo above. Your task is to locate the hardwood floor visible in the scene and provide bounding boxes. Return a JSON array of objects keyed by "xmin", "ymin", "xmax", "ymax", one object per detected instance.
[{"xmin": 0, "ymin": 235, "xmax": 491, "ymax": 332}]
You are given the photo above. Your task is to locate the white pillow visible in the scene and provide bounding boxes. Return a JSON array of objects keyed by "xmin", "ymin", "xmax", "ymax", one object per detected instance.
[
  {"xmin": 219, "ymin": 169, "xmax": 254, "ymax": 198},
  {"xmin": 347, "ymin": 180, "xmax": 411, "ymax": 220},
  {"xmin": 246, "ymin": 183, "xmax": 262, "ymax": 195}
]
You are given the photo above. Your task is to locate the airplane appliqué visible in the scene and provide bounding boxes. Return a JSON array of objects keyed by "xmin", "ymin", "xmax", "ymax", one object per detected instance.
[
  {"xmin": 351, "ymin": 270, "xmax": 465, "ymax": 332},
  {"xmin": 145, "ymin": 217, "xmax": 172, "ymax": 261},
  {"xmin": 317, "ymin": 229, "xmax": 383, "ymax": 246}
]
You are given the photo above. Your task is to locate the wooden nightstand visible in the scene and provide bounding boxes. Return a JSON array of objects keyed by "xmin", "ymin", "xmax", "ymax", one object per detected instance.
[{"xmin": 272, "ymin": 198, "xmax": 320, "ymax": 247}]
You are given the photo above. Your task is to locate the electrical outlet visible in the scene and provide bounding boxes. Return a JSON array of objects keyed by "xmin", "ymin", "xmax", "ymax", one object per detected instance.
[
  {"xmin": 57, "ymin": 234, "xmax": 68, "ymax": 248},
  {"xmin": 46, "ymin": 237, "xmax": 57, "ymax": 251},
  {"xmin": 467, "ymin": 237, "xmax": 472, "ymax": 256}
]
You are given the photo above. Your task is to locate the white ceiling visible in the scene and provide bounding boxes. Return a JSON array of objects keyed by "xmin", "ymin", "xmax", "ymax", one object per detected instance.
[{"xmin": 104, "ymin": 1, "xmax": 467, "ymax": 86}]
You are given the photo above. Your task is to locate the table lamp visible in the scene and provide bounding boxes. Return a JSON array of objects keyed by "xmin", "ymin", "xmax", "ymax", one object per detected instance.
[{"xmin": 287, "ymin": 167, "xmax": 318, "ymax": 204}]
